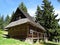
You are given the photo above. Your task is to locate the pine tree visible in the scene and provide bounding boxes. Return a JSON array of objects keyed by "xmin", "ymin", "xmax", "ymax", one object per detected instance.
[
  {"xmin": 0, "ymin": 15, "xmax": 4, "ymax": 29},
  {"xmin": 35, "ymin": 5, "xmax": 44, "ymax": 26},
  {"xmin": 19, "ymin": 2, "xmax": 27, "ymax": 13},
  {"xmin": 42, "ymin": 0, "xmax": 59, "ymax": 28},
  {"xmin": 42, "ymin": 0, "xmax": 60, "ymax": 40},
  {"xmin": 4, "ymin": 15, "xmax": 11, "ymax": 27},
  {"xmin": 35, "ymin": 0, "xmax": 60, "ymax": 41}
]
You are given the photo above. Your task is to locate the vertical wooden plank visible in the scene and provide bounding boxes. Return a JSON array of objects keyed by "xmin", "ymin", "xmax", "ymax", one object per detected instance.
[
  {"xmin": 37, "ymin": 32, "xmax": 39, "ymax": 42},
  {"xmin": 32, "ymin": 30, "xmax": 33, "ymax": 43},
  {"xmin": 26, "ymin": 23, "xmax": 29, "ymax": 38},
  {"xmin": 44, "ymin": 33, "xmax": 45, "ymax": 40}
]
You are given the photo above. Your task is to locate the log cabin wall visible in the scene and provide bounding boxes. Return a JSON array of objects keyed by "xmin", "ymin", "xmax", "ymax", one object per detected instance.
[
  {"xmin": 29, "ymin": 25, "xmax": 44, "ymax": 33},
  {"xmin": 8, "ymin": 23, "xmax": 45, "ymax": 40},
  {"xmin": 27, "ymin": 25, "xmax": 44, "ymax": 38},
  {"xmin": 8, "ymin": 23, "xmax": 29, "ymax": 39},
  {"xmin": 28, "ymin": 25, "xmax": 45, "ymax": 39}
]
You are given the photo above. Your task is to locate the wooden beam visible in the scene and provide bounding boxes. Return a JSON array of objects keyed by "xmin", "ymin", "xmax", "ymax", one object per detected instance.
[
  {"xmin": 43, "ymin": 33, "xmax": 46, "ymax": 40},
  {"xmin": 37, "ymin": 32, "xmax": 39, "ymax": 41},
  {"xmin": 32, "ymin": 30, "xmax": 33, "ymax": 42}
]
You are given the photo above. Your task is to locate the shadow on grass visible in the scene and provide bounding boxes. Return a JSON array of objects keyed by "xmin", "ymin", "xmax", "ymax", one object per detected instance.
[
  {"xmin": 44, "ymin": 42, "xmax": 58, "ymax": 45},
  {"xmin": 3, "ymin": 34, "xmax": 10, "ymax": 38}
]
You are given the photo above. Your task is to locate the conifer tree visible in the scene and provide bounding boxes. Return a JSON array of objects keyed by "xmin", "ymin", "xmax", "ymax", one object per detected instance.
[
  {"xmin": 35, "ymin": 0, "xmax": 60, "ymax": 41},
  {"xmin": 42, "ymin": 0, "xmax": 60, "ymax": 40},
  {"xmin": 19, "ymin": 2, "xmax": 27, "ymax": 13},
  {"xmin": 4, "ymin": 15, "xmax": 11, "ymax": 27},
  {"xmin": 0, "ymin": 15, "xmax": 4, "ymax": 29},
  {"xmin": 35, "ymin": 5, "xmax": 44, "ymax": 26}
]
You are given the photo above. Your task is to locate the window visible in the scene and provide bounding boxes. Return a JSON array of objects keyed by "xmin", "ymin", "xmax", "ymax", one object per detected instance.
[
  {"xmin": 15, "ymin": 16, "xmax": 21, "ymax": 21},
  {"xmin": 19, "ymin": 16, "xmax": 21, "ymax": 19},
  {"xmin": 15, "ymin": 17, "xmax": 19, "ymax": 21}
]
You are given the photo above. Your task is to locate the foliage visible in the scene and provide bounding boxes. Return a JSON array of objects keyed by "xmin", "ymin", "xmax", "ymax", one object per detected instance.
[
  {"xmin": 41, "ymin": 0, "xmax": 59, "ymax": 29},
  {"xmin": 35, "ymin": 0, "xmax": 60, "ymax": 41},
  {"xmin": 35, "ymin": 5, "xmax": 44, "ymax": 26},
  {"xmin": 10, "ymin": 11, "xmax": 15, "ymax": 22},
  {"xmin": 0, "ymin": 14, "xmax": 11, "ymax": 30},
  {"xmin": 0, "ymin": 15, "xmax": 4, "ymax": 29},
  {"xmin": 4, "ymin": 15, "xmax": 11, "ymax": 27},
  {"xmin": 19, "ymin": 2, "xmax": 27, "ymax": 13},
  {"xmin": 54, "ymin": 28, "xmax": 60, "ymax": 39}
]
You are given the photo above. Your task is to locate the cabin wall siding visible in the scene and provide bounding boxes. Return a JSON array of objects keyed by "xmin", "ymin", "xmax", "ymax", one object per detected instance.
[{"xmin": 8, "ymin": 23, "xmax": 28, "ymax": 39}]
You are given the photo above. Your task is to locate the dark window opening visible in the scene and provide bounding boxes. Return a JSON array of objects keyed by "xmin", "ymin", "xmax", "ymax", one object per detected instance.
[{"xmin": 29, "ymin": 29, "xmax": 33, "ymax": 34}]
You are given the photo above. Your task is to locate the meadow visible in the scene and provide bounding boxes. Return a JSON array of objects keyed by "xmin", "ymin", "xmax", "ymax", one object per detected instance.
[{"xmin": 0, "ymin": 30, "xmax": 60, "ymax": 45}]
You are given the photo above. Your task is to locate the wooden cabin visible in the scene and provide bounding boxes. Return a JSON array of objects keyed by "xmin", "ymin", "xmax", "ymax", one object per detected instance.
[{"xmin": 5, "ymin": 7, "xmax": 46, "ymax": 42}]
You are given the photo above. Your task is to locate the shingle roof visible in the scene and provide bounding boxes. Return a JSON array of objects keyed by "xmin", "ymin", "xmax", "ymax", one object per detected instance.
[{"xmin": 5, "ymin": 18, "xmax": 45, "ymax": 31}]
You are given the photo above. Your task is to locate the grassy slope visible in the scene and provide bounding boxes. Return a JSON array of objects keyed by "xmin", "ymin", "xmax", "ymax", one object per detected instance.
[
  {"xmin": 0, "ymin": 30, "xmax": 31, "ymax": 45},
  {"xmin": 0, "ymin": 30, "xmax": 60, "ymax": 45},
  {"xmin": 34, "ymin": 41, "xmax": 59, "ymax": 45}
]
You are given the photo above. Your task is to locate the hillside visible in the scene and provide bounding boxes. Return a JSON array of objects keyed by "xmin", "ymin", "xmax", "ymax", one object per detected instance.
[{"xmin": 0, "ymin": 30, "xmax": 59, "ymax": 45}]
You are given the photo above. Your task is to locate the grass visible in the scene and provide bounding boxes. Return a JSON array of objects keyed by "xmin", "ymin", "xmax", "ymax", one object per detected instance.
[
  {"xmin": 0, "ymin": 38, "xmax": 31, "ymax": 45},
  {"xmin": 43, "ymin": 41, "xmax": 58, "ymax": 45},
  {"xmin": 0, "ymin": 30, "xmax": 31, "ymax": 45},
  {"xmin": 0, "ymin": 30, "xmax": 60, "ymax": 45},
  {"xmin": 34, "ymin": 41, "xmax": 59, "ymax": 45},
  {"xmin": 0, "ymin": 30, "xmax": 3, "ymax": 34}
]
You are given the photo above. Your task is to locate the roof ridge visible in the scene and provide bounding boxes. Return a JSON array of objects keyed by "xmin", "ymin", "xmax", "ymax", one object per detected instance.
[
  {"xmin": 18, "ymin": 8, "xmax": 45, "ymax": 31},
  {"xmin": 18, "ymin": 8, "xmax": 35, "ymax": 21}
]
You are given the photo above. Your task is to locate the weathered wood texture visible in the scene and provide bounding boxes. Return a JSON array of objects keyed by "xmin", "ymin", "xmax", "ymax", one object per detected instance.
[
  {"xmin": 27, "ymin": 24, "xmax": 44, "ymax": 39},
  {"xmin": 8, "ymin": 23, "xmax": 44, "ymax": 40},
  {"xmin": 8, "ymin": 23, "xmax": 28, "ymax": 39},
  {"xmin": 29, "ymin": 24, "xmax": 44, "ymax": 33},
  {"xmin": 11, "ymin": 8, "xmax": 26, "ymax": 22}
]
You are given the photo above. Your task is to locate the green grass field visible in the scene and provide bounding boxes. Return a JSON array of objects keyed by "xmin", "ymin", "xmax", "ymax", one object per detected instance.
[
  {"xmin": 0, "ymin": 30, "xmax": 31, "ymax": 45},
  {"xmin": 0, "ymin": 30, "xmax": 60, "ymax": 45}
]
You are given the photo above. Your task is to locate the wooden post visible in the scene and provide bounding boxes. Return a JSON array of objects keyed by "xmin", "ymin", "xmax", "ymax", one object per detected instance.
[
  {"xmin": 43, "ymin": 34, "xmax": 45, "ymax": 41},
  {"xmin": 44, "ymin": 33, "xmax": 46, "ymax": 40},
  {"xmin": 37, "ymin": 32, "xmax": 39, "ymax": 42},
  {"xmin": 41, "ymin": 33, "xmax": 42, "ymax": 39},
  {"xmin": 32, "ymin": 30, "xmax": 33, "ymax": 43},
  {"xmin": 26, "ymin": 23, "xmax": 29, "ymax": 38}
]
